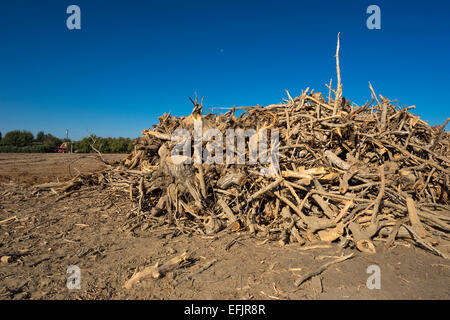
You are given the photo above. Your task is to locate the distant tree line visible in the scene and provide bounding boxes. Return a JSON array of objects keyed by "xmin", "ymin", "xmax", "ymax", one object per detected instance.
[
  {"xmin": 0, "ymin": 130, "xmax": 134, "ymax": 153},
  {"xmin": 70, "ymin": 136, "xmax": 134, "ymax": 153}
]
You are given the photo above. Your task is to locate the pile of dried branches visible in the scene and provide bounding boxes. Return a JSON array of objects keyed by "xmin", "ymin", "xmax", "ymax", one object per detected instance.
[{"xmin": 69, "ymin": 36, "xmax": 450, "ymax": 257}]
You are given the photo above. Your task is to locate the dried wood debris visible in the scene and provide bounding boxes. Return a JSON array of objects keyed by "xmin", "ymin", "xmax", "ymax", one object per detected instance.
[
  {"xmin": 50, "ymin": 38, "xmax": 450, "ymax": 258},
  {"xmin": 86, "ymin": 87, "xmax": 449, "ymax": 257}
]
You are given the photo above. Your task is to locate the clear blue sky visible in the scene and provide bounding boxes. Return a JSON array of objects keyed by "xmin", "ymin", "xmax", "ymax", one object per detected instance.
[{"xmin": 0, "ymin": 0, "xmax": 449, "ymax": 140}]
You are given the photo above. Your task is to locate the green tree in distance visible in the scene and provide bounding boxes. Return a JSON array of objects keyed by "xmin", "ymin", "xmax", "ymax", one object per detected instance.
[
  {"xmin": 36, "ymin": 131, "xmax": 45, "ymax": 142},
  {"xmin": 0, "ymin": 130, "xmax": 34, "ymax": 147},
  {"xmin": 0, "ymin": 130, "xmax": 134, "ymax": 153}
]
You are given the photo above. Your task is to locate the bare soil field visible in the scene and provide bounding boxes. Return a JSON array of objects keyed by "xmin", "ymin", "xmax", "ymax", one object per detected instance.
[
  {"xmin": 0, "ymin": 153, "xmax": 124, "ymax": 185},
  {"xmin": 0, "ymin": 153, "xmax": 449, "ymax": 300}
]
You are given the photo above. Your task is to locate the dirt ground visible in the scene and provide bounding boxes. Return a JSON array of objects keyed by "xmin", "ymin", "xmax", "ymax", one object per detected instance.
[
  {"xmin": 0, "ymin": 153, "xmax": 124, "ymax": 185},
  {"xmin": 0, "ymin": 153, "xmax": 449, "ymax": 300}
]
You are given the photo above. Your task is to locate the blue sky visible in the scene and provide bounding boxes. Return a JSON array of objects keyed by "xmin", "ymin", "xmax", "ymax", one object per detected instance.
[{"xmin": 0, "ymin": 0, "xmax": 449, "ymax": 140}]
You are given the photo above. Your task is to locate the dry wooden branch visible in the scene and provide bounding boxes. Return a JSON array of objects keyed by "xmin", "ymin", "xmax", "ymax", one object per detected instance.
[
  {"xmin": 294, "ymin": 253, "xmax": 354, "ymax": 287},
  {"xmin": 371, "ymin": 164, "xmax": 385, "ymax": 223},
  {"xmin": 333, "ymin": 32, "xmax": 342, "ymax": 116},
  {"xmin": 247, "ymin": 178, "xmax": 284, "ymax": 202},
  {"xmin": 401, "ymin": 224, "xmax": 447, "ymax": 259},
  {"xmin": 324, "ymin": 150, "xmax": 351, "ymax": 170},
  {"xmin": 0, "ymin": 216, "xmax": 18, "ymax": 225},
  {"xmin": 406, "ymin": 196, "xmax": 437, "ymax": 245},
  {"xmin": 124, "ymin": 251, "xmax": 190, "ymax": 289}
]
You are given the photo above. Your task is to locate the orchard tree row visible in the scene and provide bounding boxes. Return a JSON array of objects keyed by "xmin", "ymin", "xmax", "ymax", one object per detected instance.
[{"xmin": 0, "ymin": 130, "xmax": 134, "ymax": 153}]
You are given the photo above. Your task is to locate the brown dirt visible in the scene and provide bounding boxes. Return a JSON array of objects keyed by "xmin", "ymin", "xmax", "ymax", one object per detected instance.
[
  {"xmin": 0, "ymin": 153, "xmax": 449, "ymax": 300},
  {"xmin": 0, "ymin": 153, "xmax": 124, "ymax": 185}
]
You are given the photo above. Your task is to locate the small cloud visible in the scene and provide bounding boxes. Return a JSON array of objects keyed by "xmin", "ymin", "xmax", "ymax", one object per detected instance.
[{"xmin": 219, "ymin": 48, "xmax": 224, "ymax": 53}]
